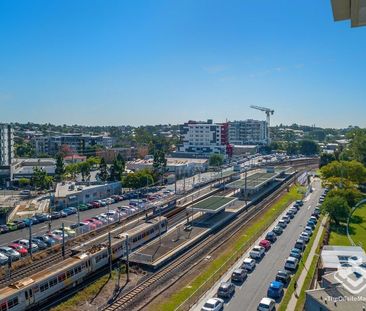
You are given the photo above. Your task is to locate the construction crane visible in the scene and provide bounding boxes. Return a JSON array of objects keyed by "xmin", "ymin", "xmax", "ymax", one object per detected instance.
[{"xmin": 250, "ymin": 105, "xmax": 274, "ymax": 145}]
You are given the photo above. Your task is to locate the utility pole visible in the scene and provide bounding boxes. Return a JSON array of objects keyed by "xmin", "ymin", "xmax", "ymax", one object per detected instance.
[
  {"xmin": 62, "ymin": 222, "xmax": 65, "ymax": 259},
  {"xmin": 125, "ymin": 234, "xmax": 130, "ymax": 281},
  {"xmin": 28, "ymin": 222, "xmax": 32, "ymax": 258},
  {"xmin": 108, "ymin": 231, "xmax": 112, "ymax": 277}
]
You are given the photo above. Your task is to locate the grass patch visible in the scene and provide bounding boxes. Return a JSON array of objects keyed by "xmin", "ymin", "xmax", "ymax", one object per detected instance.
[
  {"xmin": 152, "ymin": 185, "xmax": 305, "ymax": 311},
  {"xmin": 328, "ymin": 204, "xmax": 366, "ymax": 251},
  {"xmin": 278, "ymin": 216, "xmax": 323, "ymax": 311},
  {"xmin": 51, "ymin": 271, "xmax": 116, "ymax": 311},
  {"xmin": 294, "ymin": 219, "xmax": 327, "ymax": 310}
]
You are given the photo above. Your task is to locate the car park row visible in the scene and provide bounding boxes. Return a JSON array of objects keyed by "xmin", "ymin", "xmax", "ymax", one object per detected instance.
[
  {"xmin": 0, "ymin": 188, "xmax": 174, "ymax": 265},
  {"xmin": 201, "ymin": 188, "xmax": 325, "ymax": 311}
]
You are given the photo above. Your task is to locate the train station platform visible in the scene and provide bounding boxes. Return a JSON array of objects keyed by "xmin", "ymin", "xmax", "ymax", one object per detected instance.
[
  {"xmin": 190, "ymin": 196, "xmax": 237, "ymax": 214},
  {"xmin": 128, "ymin": 209, "xmax": 240, "ymax": 269}
]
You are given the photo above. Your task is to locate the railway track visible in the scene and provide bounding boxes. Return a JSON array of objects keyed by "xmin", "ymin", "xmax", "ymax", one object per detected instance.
[{"xmin": 101, "ymin": 174, "xmax": 299, "ymax": 311}]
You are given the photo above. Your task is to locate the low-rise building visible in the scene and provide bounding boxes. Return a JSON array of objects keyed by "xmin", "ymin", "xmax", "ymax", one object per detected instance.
[
  {"xmin": 53, "ymin": 181, "xmax": 122, "ymax": 208},
  {"xmin": 126, "ymin": 157, "xmax": 208, "ymax": 179},
  {"xmin": 12, "ymin": 158, "xmax": 56, "ymax": 180}
]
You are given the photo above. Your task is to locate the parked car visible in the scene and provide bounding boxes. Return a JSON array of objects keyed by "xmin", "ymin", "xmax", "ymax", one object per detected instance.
[
  {"xmin": 285, "ymin": 256, "xmax": 299, "ymax": 271},
  {"xmin": 69, "ymin": 222, "xmax": 90, "ymax": 233},
  {"xmin": 68, "ymin": 207, "xmax": 78, "ymax": 214},
  {"xmin": 231, "ymin": 268, "xmax": 247, "ymax": 282},
  {"xmin": 0, "ymin": 252, "xmax": 8, "ymax": 266},
  {"xmin": 45, "ymin": 233, "xmax": 63, "ymax": 242},
  {"xmin": 59, "ymin": 227, "xmax": 76, "ymax": 237},
  {"xmin": 296, "ymin": 200, "xmax": 304, "ymax": 206},
  {"xmin": 201, "ymin": 298, "xmax": 224, "ymax": 311},
  {"xmin": 34, "ymin": 213, "xmax": 50, "ymax": 222},
  {"xmin": 30, "ymin": 217, "xmax": 40, "ymax": 224},
  {"xmin": 273, "ymin": 225, "xmax": 283, "ymax": 235},
  {"xmin": 259, "ymin": 239, "xmax": 271, "ymax": 251},
  {"xmin": 31, "ymin": 238, "xmax": 48, "ymax": 250},
  {"xmin": 78, "ymin": 203, "xmax": 89, "ymax": 211},
  {"xmin": 217, "ymin": 282, "xmax": 235, "ymax": 298},
  {"xmin": 309, "ymin": 216, "xmax": 318, "ymax": 224},
  {"xmin": 282, "ymin": 216, "xmax": 290, "ymax": 224},
  {"xmin": 294, "ymin": 239, "xmax": 305, "ymax": 252},
  {"xmin": 290, "ymin": 207, "xmax": 298, "ymax": 214},
  {"xmin": 52, "ymin": 230, "xmax": 69, "ymax": 239},
  {"xmin": 307, "ymin": 221, "xmax": 316, "ymax": 230},
  {"xmin": 290, "ymin": 249, "xmax": 301, "ymax": 260},
  {"xmin": 8, "ymin": 243, "xmax": 28, "ymax": 256},
  {"xmin": 265, "ymin": 232, "xmax": 277, "ymax": 243},
  {"xmin": 267, "ymin": 281, "xmax": 284, "ymax": 299},
  {"xmin": 33, "ymin": 235, "xmax": 56, "ymax": 247},
  {"xmin": 257, "ymin": 297, "xmax": 275, "ymax": 311},
  {"xmin": 22, "ymin": 218, "xmax": 33, "ymax": 227},
  {"xmin": 304, "ymin": 226, "xmax": 313, "ymax": 236},
  {"xmin": 250, "ymin": 245, "xmax": 265, "ymax": 259},
  {"xmin": 242, "ymin": 257, "xmax": 256, "ymax": 272},
  {"xmin": 62, "ymin": 207, "xmax": 75, "ymax": 215},
  {"xmin": 84, "ymin": 218, "xmax": 103, "ymax": 228},
  {"xmin": 6, "ymin": 222, "xmax": 18, "ymax": 231},
  {"xmin": 91, "ymin": 201, "xmax": 101, "ymax": 208},
  {"xmin": 286, "ymin": 210, "xmax": 294, "ymax": 219},
  {"xmin": 15, "ymin": 239, "xmax": 39, "ymax": 253},
  {"xmin": 275, "ymin": 270, "xmax": 290, "ymax": 285},
  {"xmin": 278, "ymin": 220, "xmax": 287, "ymax": 229},
  {"xmin": 59, "ymin": 210, "xmax": 68, "ymax": 218},
  {"xmin": 50, "ymin": 211, "xmax": 61, "ymax": 219},
  {"xmin": 0, "ymin": 246, "xmax": 21, "ymax": 261},
  {"xmin": 13, "ymin": 220, "xmax": 26, "ymax": 229},
  {"xmin": 299, "ymin": 232, "xmax": 310, "ymax": 243},
  {"xmin": 92, "ymin": 215, "xmax": 108, "ymax": 225},
  {"xmin": 0, "ymin": 225, "xmax": 9, "ymax": 234}
]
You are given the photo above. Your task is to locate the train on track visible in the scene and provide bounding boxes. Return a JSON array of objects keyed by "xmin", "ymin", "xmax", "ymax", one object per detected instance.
[{"xmin": 0, "ymin": 217, "xmax": 168, "ymax": 311}]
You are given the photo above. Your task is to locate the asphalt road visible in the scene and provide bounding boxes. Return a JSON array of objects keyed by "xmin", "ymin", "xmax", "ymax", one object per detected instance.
[{"xmin": 192, "ymin": 178, "xmax": 322, "ymax": 311}]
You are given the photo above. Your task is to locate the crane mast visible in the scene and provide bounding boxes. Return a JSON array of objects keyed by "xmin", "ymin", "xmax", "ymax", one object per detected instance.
[{"xmin": 249, "ymin": 105, "xmax": 274, "ymax": 145}]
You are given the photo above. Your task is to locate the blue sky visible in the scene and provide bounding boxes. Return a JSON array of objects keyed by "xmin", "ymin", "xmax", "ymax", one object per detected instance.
[{"xmin": 0, "ymin": 0, "xmax": 365, "ymax": 128}]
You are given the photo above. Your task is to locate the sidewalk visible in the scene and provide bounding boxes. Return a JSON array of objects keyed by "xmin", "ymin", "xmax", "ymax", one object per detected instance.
[{"xmin": 286, "ymin": 216, "xmax": 328, "ymax": 311}]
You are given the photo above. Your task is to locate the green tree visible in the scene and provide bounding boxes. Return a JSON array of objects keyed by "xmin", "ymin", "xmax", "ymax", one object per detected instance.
[
  {"xmin": 153, "ymin": 150, "xmax": 167, "ymax": 180},
  {"xmin": 18, "ymin": 178, "xmax": 31, "ymax": 187},
  {"xmin": 78, "ymin": 162, "xmax": 91, "ymax": 182},
  {"xmin": 55, "ymin": 154, "xmax": 65, "ymax": 182},
  {"xmin": 122, "ymin": 170, "xmax": 154, "ymax": 189},
  {"xmin": 99, "ymin": 157, "xmax": 109, "ymax": 182},
  {"xmin": 321, "ymin": 160, "xmax": 366, "ymax": 185},
  {"xmin": 326, "ymin": 188, "xmax": 363, "ymax": 208},
  {"xmin": 298, "ymin": 139, "xmax": 319, "ymax": 156},
  {"xmin": 31, "ymin": 167, "xmax": 53, "ymax": 190},
  {"xmin": 319, "ymin": 153, "xmax": 336, "ymax": 168},
  {"xmin": 209, "ymin": 154, "xmax": 224, "ymax": 167},
  {"xmin": 109, "ymin": 154, "xmax": 125, "ymax": 182},
  {"xmin": 286, "ymin": 142, "xmax": 298, "ymax": 155},
  {"xmin": 321, "ymin": 195, "xmax": 350, "ymax": 225},
  {"xmin": 65, "ymin": 163, "xmax": 79, "ymax": 180},
  {"xmin": 347, "ymin": 129, "xmax": 366, "ymax": 165}
]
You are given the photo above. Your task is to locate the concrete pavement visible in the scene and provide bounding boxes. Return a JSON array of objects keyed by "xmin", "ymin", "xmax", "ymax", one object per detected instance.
[{"xmin": 286, "ymin": 215, "xmax": 327, "ymax": 311}]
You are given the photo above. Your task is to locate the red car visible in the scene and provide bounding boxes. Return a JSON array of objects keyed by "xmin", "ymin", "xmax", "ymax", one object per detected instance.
[
  {"xmin": 81, "ymin": 220, "xmax": 97, "ymax": 230},
  {"xmin": 83, "ymin": 218, "xmax": 103, "ymax": 227},
  {"xmin": 8, "ymin": 243, "xmax": 28, "ymax": 256},
  {"xmin": 91, "ymin": 201, "xmax": 101, "ymax": 208},
  {"xmin": 259, "ymin": 239, "xmax": 271, "ymax": 251}
]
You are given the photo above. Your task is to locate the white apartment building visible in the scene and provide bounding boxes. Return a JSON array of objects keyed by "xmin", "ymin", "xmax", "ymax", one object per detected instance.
[
  {"xmin": 177, "ymin": 120, "xmax": 227, "ymax": 157},
  {"xmin": 0, "ymin": 124, "xmax": 14, "ymax": 166},
  {"xmin": 228, "ymin": 119, "xmax": 268, "ymax": 145}
]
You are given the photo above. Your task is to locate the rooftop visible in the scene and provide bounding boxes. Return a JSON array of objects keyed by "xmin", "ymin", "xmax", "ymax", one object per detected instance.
[
  {"xmin": 321, "ymin": 245, "xmax": 366, "ymax": 270},
  {"xmin": 190, "ymin": 196, "xmax": 237, "ymax": 213}
]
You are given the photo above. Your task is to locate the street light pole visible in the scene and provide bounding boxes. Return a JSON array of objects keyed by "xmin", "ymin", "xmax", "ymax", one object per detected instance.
[{"xmin": 125, "ymin": 234, "xmax": 129, "ymax": 281}]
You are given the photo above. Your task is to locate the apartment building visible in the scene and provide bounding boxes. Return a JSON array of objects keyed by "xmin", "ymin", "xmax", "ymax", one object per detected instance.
[
  {"xmin": 32, "ymin": 134, "xmax": 113, "ymax": 155},
  {"xmin": 177, "ymin": 120, "xmax": 228, "ymax": 157},
  {"xmin": 228, "ymin": 119, "xmax": 268, "ymax": 145},
  {"xmin": 0, "ymin": 124, "xmax": 14, "ymax": 185}
]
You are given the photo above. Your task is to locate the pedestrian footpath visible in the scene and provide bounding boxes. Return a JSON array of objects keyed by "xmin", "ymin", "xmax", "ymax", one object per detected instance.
[{"xmin": 286, "ymin": 216, "xmax": 328, "ymax": 311}]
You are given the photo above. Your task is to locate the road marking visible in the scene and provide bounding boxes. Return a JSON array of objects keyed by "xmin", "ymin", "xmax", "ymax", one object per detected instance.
[{"xmin": 307, "ymin": 205, "xmax": 311, "ymax": 210}]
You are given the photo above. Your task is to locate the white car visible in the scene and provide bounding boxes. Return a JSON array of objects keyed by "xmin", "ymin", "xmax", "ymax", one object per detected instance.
[
  {"xmin": 257, "ymin": 297, "xmax": 275, "ymax": 311},
  {"xmin": 249, "ymin": 246, "xmax": 265, "ymax": 259},
  {"xmin": 285, "ymin": 256, "xmax": 299, "ymax": 271},
  {"xmin": 242, "ymin": 257, "xmax": 256, "ymax": 272},
  {"xmin": 304, "ymin": 226, "xmax": 313, "ymax": 236},
  {"xmin": 52, "ymin": 230, "xmax": 69, "ymax": 239},
  {"xmin": 17, "ymin": 239, "xmax": 39, "ymax": 253},
  {"xmin": 201, "ymin": 298, "xmax": 224, "ymax": 311},
  {"xmin": 299, "ymin": 232, "xmax": 310, "ymax": 243}
]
